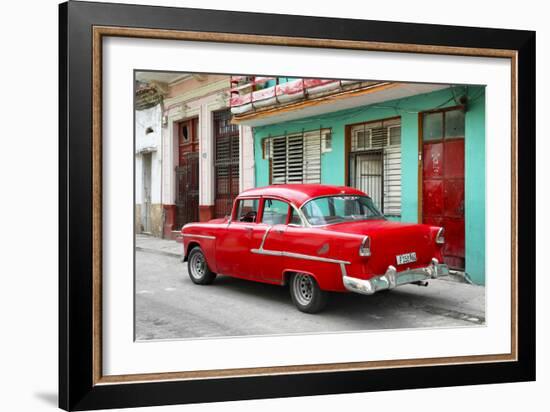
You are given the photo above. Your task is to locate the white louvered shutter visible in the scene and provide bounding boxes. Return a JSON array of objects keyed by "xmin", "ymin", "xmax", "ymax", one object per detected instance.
[
  {"xmin": 286, "ymin": 134, "xmax": 304, "ymax": 183},
  {"xmin": 270, "ymin": 129, "xmax": 328, "ymax": 184},
  {"xmin": 303, "ymin": 130, "xmax": 322, "ymax": 183},
  {"xmin": 271, "ymin": 136, "xmax": 288, "ymax": 184},
  {"xmin": 383, "ymin": 124, "xmax": 401, "ymax": 216}
]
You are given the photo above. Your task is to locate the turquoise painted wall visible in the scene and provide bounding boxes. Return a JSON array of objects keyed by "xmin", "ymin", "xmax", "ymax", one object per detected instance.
[
  {"xmin": 464, "ymin": 89, "xmax": 486, "ymax": 284},
  {"xmin": 253, "ymin": 86, "xmax": 486, "ymax": 283}
]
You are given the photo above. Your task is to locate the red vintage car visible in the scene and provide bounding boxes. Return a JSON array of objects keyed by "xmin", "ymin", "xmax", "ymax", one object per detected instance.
[{"xmin": 182, "ymin": 184, "xmax": 449, "ymax": 313}]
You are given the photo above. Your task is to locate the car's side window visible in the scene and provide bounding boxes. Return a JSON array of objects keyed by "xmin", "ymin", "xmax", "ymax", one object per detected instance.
[
  {"xmin": 235, "ymin": 199, "xmax": 260, "ymax": 223},
  {"xmin": 261, "ymin": 199, "xmax": 290, "ymax": 225},
  {"xmin": 288, "ymin": 208, "xmax": 304, "ymax": 226}
]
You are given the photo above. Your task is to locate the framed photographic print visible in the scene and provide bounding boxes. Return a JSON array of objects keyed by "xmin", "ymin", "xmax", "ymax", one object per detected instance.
[{"xmin": 59, "ymin": 1, "xmax": 536, "ymax": 410}]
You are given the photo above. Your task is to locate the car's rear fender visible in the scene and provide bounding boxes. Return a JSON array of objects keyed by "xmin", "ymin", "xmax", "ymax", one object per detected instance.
[
  {"xmin": 282, "ymin": 266, "xmax": 346, "ymax": 292},
  {"xmin": 282, "ymin": 269, "xmax": 319, "ymax": 287}
]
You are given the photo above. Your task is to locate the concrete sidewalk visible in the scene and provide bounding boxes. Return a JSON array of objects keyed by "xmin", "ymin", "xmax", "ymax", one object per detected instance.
[{"xmin": 136, "ymin": 234, "xmax": 183, "ymax": 259}]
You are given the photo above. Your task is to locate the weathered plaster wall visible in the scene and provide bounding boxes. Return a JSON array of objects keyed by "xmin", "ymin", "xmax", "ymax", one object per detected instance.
[
  {"xmin": 166, "ymin": 74, "xmax": 228, "ymax": 99},
  {"xmin": 150, "ymin": 204, "xmax": 164, "ymax": 237},
  {"xmin": 134, "ymin": 204, "xmax": 141, "ymax": 234},
  {"xmin": 161, "ymin": 76, "xmax": 230, "ymax": 208},
  {"xmin": 240, "ymin": 125, "xmax": 256, "ymax": 191},
  {"xmin": 135, "ymin": 103, "xmax": 163, "ymax": 236},
  {"xmin": 253, "ymin": 85, "xmax": 486, "ymax": 283},
  {"xmin": 161, "ymin": 75, "xmax": 256, "ymax": 210}
]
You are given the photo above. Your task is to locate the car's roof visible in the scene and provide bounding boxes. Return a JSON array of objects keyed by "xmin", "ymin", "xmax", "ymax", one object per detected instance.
[{"xmin": 238, "ymin": 184, "xmax": 367, "ymax": 208}]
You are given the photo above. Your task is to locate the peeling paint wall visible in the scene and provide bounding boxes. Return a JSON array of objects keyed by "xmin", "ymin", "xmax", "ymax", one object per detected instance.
[
  {"xmin": 161, "ymin": 75, "xmax": 256, "ymax": 209},
  {"xmin": 135, "ymin": 103, "xmax": 163, "ymax": 235}
]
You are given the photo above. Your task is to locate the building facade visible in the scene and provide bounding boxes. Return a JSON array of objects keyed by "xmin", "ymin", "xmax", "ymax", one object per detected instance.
[
  {"xmin": 135, "ymin": 84, "xmax": 163, "ymax": 237},
  {"xmin": 135, "ymin": 73, "xmax": 255, "ymax": 240},
  {"xmin": 230, "ymin": 78, "xmax": 485, "ymax": 284}
]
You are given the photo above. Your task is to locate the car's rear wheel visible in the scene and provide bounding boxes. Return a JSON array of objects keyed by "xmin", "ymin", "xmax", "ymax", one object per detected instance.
[
  {"xmin": 188, "ymin": 247, "xmax": 217, "ymax": 285},
  {"xmin": 289, "ymin": 273, "xmax": 327, "ymax": 313}
]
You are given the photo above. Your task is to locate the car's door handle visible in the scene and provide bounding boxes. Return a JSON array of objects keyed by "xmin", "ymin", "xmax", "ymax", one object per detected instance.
[{"xmin": 244, "ymin": 226, "xmax": 253, "ymax": 231}]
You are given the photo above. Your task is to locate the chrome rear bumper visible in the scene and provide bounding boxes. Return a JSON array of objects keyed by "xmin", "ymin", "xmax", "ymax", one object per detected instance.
[{"xmin": 343, "ymin": 258, "xmax": 449, "ymax": 295}]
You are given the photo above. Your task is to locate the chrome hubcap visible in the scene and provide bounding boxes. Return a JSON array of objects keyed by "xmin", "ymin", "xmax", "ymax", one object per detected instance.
[
  {"xmin": 190, "ymin": 252, "xmax": 206, "ymax": 279},
  {"xmin": 293, "ymin": 274, "xmax": 314, "ymax": 306}
]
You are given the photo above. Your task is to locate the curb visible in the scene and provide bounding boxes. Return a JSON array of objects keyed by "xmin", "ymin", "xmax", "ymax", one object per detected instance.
[{"xmin": 136, "ymin": 246, "xmax": 183, "ymax": 260}]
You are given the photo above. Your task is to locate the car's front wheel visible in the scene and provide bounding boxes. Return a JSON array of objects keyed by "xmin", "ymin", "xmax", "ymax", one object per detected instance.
[
  {"xmin": 188, "ymin": 247, "xmax": 217, "ymax": 285},
  {"xmin": 289, "ymin": 273, "xmax": 328, "ymax": 313}
]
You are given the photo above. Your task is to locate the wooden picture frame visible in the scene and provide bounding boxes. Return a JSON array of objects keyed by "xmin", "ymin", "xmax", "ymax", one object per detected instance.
[{"xmin": 59, "ymin": 1, "xmax": 535, "ymax": 410}]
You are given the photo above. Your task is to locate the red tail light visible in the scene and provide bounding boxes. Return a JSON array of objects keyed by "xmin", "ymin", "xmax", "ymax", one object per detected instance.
[
  {"xmin": 436, "ymin": 227, "xmax": 445, "ymax": 244},
  {"xmin": 359, "ymin": 236, "xmax": 371, "ymax": 256}
]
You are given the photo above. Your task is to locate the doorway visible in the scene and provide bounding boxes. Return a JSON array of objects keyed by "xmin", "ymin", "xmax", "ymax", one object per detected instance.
[
  {"xmin": 175, "ymin": 117, "xmax": 199, "ymax": 229},
  {"xmin": 213, "ymin": 109, "xmax": 240, "ymax": 218},
  {"xmin": 421, "ymin": 108, "xmax": 465, "ymax": 270}
]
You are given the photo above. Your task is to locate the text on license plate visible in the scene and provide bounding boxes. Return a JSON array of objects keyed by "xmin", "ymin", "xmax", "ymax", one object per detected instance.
[{"xmin": 396, "ymin": 252, "xmax": 417, "ymax": 265}]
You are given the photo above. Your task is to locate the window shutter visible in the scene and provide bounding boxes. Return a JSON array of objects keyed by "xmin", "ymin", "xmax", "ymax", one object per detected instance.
[
  {"xmin": 271, "ymin": 136, "xmax": 288, "ymax": 184},
  {"xmin": 388, "ymin": 125, "xmax": 401, "ymax": 146},
  {"xmin": 384, "ymin": 147, "xmax": 401, "ymax": 216},
  {"xmin": 286, "ymin": 134, "xmax": 304, "ymax": 183},
  {"xmin": 269, "ymin": 129, "xmax": 327, "ymax": 184},
  {"xmin": 370, "ymin": 127, "xmax": 387, "ymax": 149},
  {"xmin": 303, "ymin": 131, "xmax": 322, "ymax": 183}
]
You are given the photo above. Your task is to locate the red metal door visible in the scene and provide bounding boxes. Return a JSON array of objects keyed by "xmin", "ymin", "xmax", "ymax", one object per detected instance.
[
  {"xmin": 422, "ymin": 108, "xmax": 465, "ymax": 270},
  {"xmin": 422, "ymin": 138, "xmax": 465, "ymax": 269},
  {"xmin": 175, "ymin": 118, "xmax": 199, "ymax": 229}
]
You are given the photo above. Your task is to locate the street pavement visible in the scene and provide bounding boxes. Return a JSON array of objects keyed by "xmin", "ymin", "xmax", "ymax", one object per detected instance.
[{"xmin": 135, "ymin": 235, "xmax": 485, "ymax": 341}]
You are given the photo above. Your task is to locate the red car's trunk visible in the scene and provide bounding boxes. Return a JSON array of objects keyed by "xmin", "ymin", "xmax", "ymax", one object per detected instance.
[{"xmin": 325, "ymin": 220, "xmax": 440, "ymax": 278}]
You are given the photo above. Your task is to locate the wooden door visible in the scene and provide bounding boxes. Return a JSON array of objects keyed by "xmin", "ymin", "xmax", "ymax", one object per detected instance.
[
  {"xmin": 213, "ymin": 110, "xmax": 239, "ymax": 218},
  {"xmin": 421, "ymin": 108, "xmax": 465, "ymax": 270},
  {"xmin": 175, "ymin": 118, "xmax": 199, "ymax": 229}
]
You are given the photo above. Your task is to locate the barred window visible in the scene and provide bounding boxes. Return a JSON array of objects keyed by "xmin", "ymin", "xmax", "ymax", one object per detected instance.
[{"xmin": 349, "ymin": 118, "xmax": 401, "ymax": 217}]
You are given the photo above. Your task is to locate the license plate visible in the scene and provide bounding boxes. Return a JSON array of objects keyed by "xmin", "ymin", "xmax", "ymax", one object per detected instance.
[{"xmin": 396, "ymin": 252, "xmax": 417, "ymax": 265}]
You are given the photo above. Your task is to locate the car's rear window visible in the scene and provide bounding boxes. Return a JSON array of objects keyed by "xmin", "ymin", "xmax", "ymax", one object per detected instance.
[{"xmin": 302, "ymin": 195, "xmax": 384, "ymax": 226}]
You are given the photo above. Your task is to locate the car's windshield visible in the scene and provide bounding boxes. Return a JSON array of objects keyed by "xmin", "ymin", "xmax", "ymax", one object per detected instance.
[{"xmin": 301, "ymin": 195, "xmax": 384, "ymax": 226}]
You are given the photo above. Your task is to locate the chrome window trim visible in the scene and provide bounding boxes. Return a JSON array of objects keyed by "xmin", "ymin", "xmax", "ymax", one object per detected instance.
[{"xmin": 289, "ymin": 202, "xmax": 310, "ymax": 228}]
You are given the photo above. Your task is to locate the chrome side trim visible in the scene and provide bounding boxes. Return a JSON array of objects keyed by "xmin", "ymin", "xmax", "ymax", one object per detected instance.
[
  {"xmin": 181, "ymin": 234, "xmax": 216, "ymax": 240},
  {"xmin": 251, "ymin": 224, "xmax": 348, "ymax": 270},
  {"xmin": 250, "ymin": 248, "xmax": 350, "ymax": 265},
  {"xmin": 259, "ymin": 225, "xmax": 273, "ymax": 249}
]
